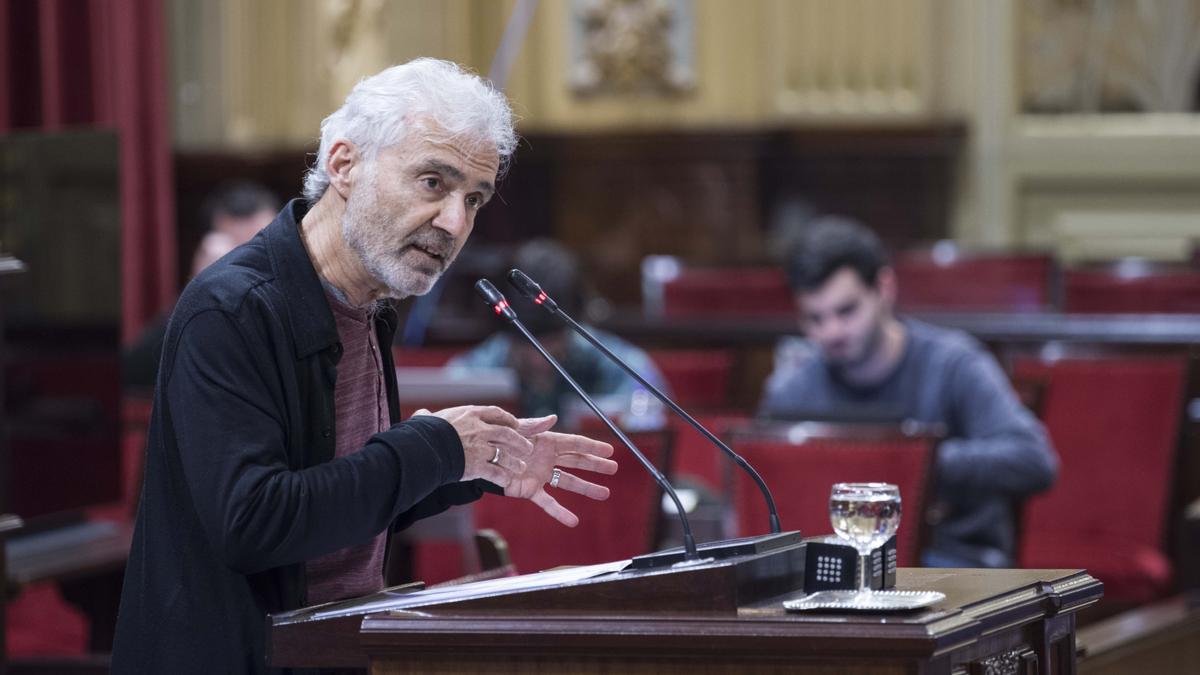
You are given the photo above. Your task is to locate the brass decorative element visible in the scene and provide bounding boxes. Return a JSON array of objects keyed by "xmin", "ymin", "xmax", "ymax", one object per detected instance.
[
  {"xmin": 570, "ymin": 0, "xmax": 694, "ymax": 95},
  {"xmin": 325, "ymin": 0, "xmax": 390, "ymax": 100},
  {"xmin": 1021, "ymin": 0, "xmax": 1200, "ymax": 113},
  {"xmin": 972, "ymin": 648, "xmax": 1035, "ymax": 675},
  {"xmin": 766, "ymin": 0, "xmax": 931, "ymax": 117}
]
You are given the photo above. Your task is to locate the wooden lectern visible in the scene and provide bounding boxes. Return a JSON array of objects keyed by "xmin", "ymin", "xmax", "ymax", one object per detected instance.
[{"xmin": 271, "ymin": 539, "xmax": 1103, "ymax": 674}]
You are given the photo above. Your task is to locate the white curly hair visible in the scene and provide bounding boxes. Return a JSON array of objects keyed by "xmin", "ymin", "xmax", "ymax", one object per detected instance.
[{"xmin": 303, "ymin": 58, "xmax": 517, "ymax": 203}]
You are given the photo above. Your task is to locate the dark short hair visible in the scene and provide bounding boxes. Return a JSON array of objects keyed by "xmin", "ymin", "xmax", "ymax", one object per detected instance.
[
  {"xmin": 201, "ymin": 181, "xmax": 280, "ymax": 229},
  {"xmin": 508, "ymin": 239, "xmax": 585, "ymax": 336},
  {"xmin": 785, "ymin": 216, "xmax": 889, "ymax": 292}
]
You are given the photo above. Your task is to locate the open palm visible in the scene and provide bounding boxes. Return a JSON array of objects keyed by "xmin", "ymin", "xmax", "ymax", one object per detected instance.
[{"xmin": 506, "ymin": 416, "xmax": 618, "ymax": 527}]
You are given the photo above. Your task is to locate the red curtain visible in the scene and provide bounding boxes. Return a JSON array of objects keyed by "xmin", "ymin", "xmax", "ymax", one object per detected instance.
[{"xmin": 0, "ymin": 0, "xmax": 176, "ymax": 343}]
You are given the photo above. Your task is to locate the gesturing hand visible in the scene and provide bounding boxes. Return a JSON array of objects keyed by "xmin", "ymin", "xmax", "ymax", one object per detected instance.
[
  {"xmin": 503, "ymin": 414, "xmax": 618, "ymax": 527},
  {"xmin": 415, "ymin": 405, "xmax": 536, "ymax": 485},
  {"xmin": 415, "ymin": 408, "xmax": 618, "ymax": 527}
]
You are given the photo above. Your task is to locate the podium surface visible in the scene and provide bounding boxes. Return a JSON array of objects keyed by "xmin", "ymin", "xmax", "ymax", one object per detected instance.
[{"xmin": 272, "ymin": 562, "xmax": 1101, "ymax": 674}]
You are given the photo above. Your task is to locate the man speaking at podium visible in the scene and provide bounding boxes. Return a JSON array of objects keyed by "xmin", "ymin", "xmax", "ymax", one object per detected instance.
[{"xmin": 112, "ymin": 59, "xmax": 617, "ymax": 674}]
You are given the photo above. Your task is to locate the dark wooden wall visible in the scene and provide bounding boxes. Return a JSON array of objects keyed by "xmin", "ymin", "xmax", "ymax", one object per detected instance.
[{"xmin": 175, "ymin": 123, "xmax": 965, "ymax": 307}]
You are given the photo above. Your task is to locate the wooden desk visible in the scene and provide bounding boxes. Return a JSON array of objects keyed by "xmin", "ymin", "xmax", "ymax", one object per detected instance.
[
  {"xmin": 273, "ymin": 562, "xmax": 1101, "ymax": 674},
  {"xmin": 4, "ymin": 519, "xmax": 132, "ymax": 652},
  {"xmin": 1078, "ymin": 594, "xmax": 1200, "ymax": 675},
  {"xmin": 362, "ymin": 568, "xmax": 1098, "ymax": 675}
]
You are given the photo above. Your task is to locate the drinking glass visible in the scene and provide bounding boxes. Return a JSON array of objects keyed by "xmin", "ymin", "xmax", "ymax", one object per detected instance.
[{"xmin": 829, "ymin": 483, "xmax": 901, "ymax": 600}]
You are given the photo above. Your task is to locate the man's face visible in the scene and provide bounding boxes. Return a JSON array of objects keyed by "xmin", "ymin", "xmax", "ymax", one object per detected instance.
[
  {"xmin": 342, "ymin": 127, "xmax": 499, "ymax": 299},
  {"xmin": 798, "ymin": 267, "xmax": 891, "ymax": 369},
  {"xmin": 214, "ymin": 209, "xmax": 275, "ymax": 247}
]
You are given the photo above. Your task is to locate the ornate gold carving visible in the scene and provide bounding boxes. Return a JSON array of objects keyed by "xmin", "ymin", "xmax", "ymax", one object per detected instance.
[
  {"xmin": 972, "ymin": 648, "xmax": 1035, "ymax": 675},
  {"xmin": 324, "ymin": 0, "xmax": 390, "ymax": 100},
  {"xmin": 1021, "ymin": 0, "xmax": 1200, "ymax": 113},
  {"xmin": 767, "ymin": 0, "xmax": 931, "ymax": 117},
  {"xmin": 570, "ymin": 0, "xmax": 694, "ymax": 95}
]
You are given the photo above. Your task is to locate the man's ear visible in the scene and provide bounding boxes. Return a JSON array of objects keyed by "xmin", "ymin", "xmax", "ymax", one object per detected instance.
[{"xmin": 326, "ymin": 140, "xmax": 359, "ymax": 201}]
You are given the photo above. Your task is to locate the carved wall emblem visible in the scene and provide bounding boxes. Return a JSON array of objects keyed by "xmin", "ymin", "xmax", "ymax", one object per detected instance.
[{"xmin": 569, "ymin": 0, "xmax": 695, "ymax": 95}]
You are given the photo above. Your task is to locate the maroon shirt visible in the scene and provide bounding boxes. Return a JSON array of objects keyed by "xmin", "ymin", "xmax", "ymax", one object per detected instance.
[{"xmin": 305, "ymin": 292, "xmax": 391, "ymax": 604}]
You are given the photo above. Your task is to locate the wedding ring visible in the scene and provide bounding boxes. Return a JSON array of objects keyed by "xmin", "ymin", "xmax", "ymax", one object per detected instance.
[
  {"xmin": 488, "ymin": 446, "xmax": 502, "ymax": 465},
  {"xmin": 549, "ymin": 467, "xmax": 562, "ymax": 488}
]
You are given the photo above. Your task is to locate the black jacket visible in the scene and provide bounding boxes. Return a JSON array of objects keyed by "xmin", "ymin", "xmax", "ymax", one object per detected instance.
[{"xmin": 112, "ymin": 200, "xmax": 495, "ymax": 673}]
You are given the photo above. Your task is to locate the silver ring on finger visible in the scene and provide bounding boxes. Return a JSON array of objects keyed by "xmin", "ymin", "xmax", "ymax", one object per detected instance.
[
  {"xmin": 488, "ymin": 446, "xmax": 502, "ymax": 465},
  {"xmin": 549, "ymin": 467, "xmax": 562, "ymax": 488}
]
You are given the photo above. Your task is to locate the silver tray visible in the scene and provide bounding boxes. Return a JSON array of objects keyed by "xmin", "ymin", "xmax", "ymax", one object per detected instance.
[{"xmin": 783, "ymin": 589, "xmax": 946, "ymax": 612}]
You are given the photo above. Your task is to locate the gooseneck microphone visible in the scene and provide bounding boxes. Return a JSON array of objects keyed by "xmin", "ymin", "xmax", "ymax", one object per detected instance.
[
  {"xmin": 507, "ymin": 268, "xmax": 783, "ymax": 535},
  {"xmin": 474, "ymin": 279, "xmax": 702, "ymax": 562}
]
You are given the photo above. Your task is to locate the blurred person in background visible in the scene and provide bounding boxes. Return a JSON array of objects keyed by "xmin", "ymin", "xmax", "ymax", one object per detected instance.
[
  {"xmin": 189, "ymin": 180, "xmax": 280, "ymax": 272},
  {"xmin": 448, "ymin": 238, "xmax": 670, "ymax": 428},
  {"xmin": 123, "ymin": 181, "xmax": 279, "ymax": 389},
  {"xmin": 112, "ymin": 58, "xmax": 617, "ymax": 674},
  {"xmin": 759, "ymin": 216, "xmax": 1057, "ymax": 568}
]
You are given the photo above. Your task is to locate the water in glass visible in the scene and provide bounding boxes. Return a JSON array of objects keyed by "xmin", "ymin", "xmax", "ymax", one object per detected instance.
[{"xmin": 829, "ymin": 483, "xmax": 901, "ymax": 597}]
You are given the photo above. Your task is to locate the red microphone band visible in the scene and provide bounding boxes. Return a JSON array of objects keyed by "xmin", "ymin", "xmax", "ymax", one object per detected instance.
[
  {"xmin": 493, "ymin": 299, "xmax": 510, "ymax": 315},
  {"xmin": 535, "ymin": 292, "xmax": 547, "ymax": 305}
]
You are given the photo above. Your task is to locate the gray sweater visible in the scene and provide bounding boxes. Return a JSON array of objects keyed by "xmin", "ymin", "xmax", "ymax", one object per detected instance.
[{"xmin": 759, "ymin": 318, "xmax": 1057, "ymax": 567}]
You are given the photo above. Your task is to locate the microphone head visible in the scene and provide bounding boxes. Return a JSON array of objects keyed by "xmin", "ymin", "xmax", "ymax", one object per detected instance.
[
  {"xmin": 475, "ymin": 279, "xmax": 518, "ymax": 321},
  {"xmin": 507, "ymin": 268, "xmax": 558, "ymax": 312}
]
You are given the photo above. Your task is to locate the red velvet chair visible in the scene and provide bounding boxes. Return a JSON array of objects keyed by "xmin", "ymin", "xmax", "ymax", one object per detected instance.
[
  {"xmin": 1063, "ymin": 262, "xmax": 1200, "ymax": 314},
  {"xmin": 6, "ymin": 393, "xmax": 150, "ymax": 660},
  {"xmin": 661, "ymin": 268, "xmax": 793, "ymax": 318},
  {"xmin": 894, "ymin": 249, "xmax": 1054, "ymax": 313},
  {"xmin": 667, "ymin": 413, "xmax": 752, "ymax": 495},
  {"xmin": 730, "ymin": 424, "xmax": 938, "ymax": 567},
  {"xmin": 1013, "ymin": 356, "xmax": 1187, "ymax": 604},
  {"xmin": 644, "ymin": 349, "xmax": 742, "ymax": 494},
  {"xmin": 472, "ymin": 423, "xmax": 672, "ymax": 573},
  {"xmin": 649, "ymin": 348, "xmax": 735, "ymax": 410}
]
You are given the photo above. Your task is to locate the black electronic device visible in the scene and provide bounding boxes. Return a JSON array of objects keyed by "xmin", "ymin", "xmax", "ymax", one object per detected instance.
[{"xmin": 801, "ymin": 535, "xmax": 899, "ymax": 592}]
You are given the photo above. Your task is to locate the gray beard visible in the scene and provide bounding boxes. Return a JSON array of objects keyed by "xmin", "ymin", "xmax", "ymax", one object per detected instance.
[{"xmin": 341, "ymin": 196, "xmax": 447, "ymax": 301}]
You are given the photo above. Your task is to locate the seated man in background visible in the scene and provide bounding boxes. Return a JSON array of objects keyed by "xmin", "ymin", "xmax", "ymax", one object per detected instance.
[
  {"xmin": 759, "ymin": 217, "xmax": 1057, "ymax": 568},
  {"xmin": 449, "ymin": 239, "xmax": 670, "ymax": 428},
  {"xmin": 189, "ymin": 180, "xmax": 280, "ymax": 272},
  {"xmin": 123, "ymin": 181, "xmax": 279, "ymax": 389}
]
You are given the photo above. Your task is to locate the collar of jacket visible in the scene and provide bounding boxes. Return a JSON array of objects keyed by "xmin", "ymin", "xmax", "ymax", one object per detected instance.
[
  {"xmin": 262, "ymin": 198, "xmax": 403, "ymax": 361},
  {"xmin": 263, "ymin": 198, "xmax": 342, "ymax": 360}
]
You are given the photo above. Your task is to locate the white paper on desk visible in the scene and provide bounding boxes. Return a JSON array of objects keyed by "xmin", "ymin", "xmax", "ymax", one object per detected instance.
[{"xmin": 301, "ymin": 559, "xmax": 630, "ymax": 622}]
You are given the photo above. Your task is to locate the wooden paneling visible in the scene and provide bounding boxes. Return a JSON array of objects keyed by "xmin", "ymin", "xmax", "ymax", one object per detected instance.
[
  {"xmin": 172, "ymin": 123, "xmax": 964, "ymax": 305},
  {"xmin": 168, "ymin": 0, "xmax": 947, "ymax": 148}
]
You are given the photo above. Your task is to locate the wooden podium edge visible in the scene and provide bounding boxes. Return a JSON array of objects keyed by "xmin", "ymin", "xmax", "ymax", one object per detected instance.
[{"xmin": 270, "ymin": 543, "xmax": 806, "ymax": 668}]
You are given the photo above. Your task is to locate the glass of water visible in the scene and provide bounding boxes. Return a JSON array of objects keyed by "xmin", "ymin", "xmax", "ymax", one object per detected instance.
[{"xmin": 829, "ymin": 483, "xmax": 901, "ymax": 599}]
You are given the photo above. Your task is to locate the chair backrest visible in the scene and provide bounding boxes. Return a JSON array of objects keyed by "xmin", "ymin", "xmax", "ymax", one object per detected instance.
[
  {"xmin": 389, "ymin": 505, "xmax": 482, "ymax": 586},
  {"xmin": 472, "ymin": 422, "xmax": 672, "ymax": 573},
  {"xmin": 1012, "ymin": 356, "xmax": 1187, "ymax": 563},
  {"xmin": 649, "ymin": 348, "xmax": 735, "ymax": 410},
  {"xmin": 668, "ymin": 412, "xmax": 754, "ymax": 494},
  {"xmin": 661, "ymin": 267, "xmax": 793, "ymax": 318},
  {"xmin": 894, "ymin": 250, "xmax": 1054, "ymax": 313},
  {"xmin": 1063, "ymin": 262, "xmax": 1200, "ymax": 314},
  {"xmin": 730, "ymin": 424, "xmax": 937, "ymax": 567}
]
